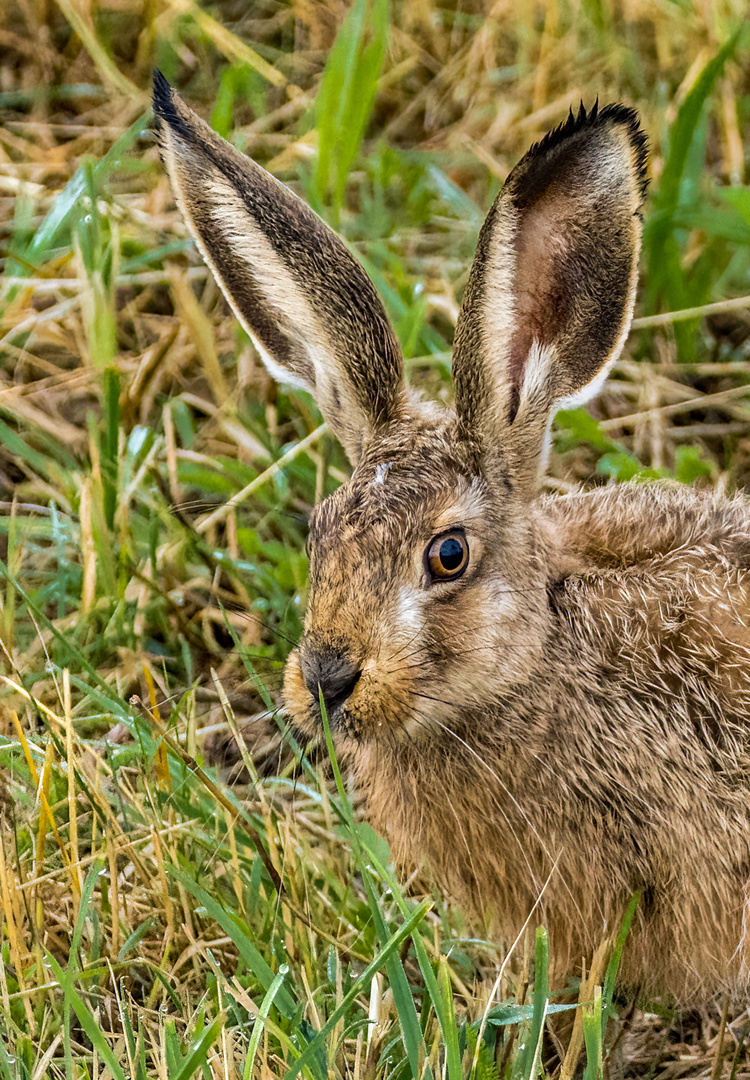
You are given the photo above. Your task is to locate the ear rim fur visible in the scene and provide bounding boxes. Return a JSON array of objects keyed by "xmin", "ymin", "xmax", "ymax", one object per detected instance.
[
  {"xmin": 152, "ymin": 70, "xmax": 406, "ymax": 464},
  {"xmin": 452, "ymin": 100, "xmax": 648, "ymax": 494},
  {"xmin": 518, "ymin": 101, "xmax": 648, "ymax": 206}
]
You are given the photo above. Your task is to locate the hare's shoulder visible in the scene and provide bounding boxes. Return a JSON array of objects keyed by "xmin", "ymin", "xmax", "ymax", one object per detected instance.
[
  {"xmin": 538, "ymin": 481, "xmax": 750, "ymax": 573},
  {"xmin": 538, "ymin": 483, "xmax": 750, "ymax": 694}
]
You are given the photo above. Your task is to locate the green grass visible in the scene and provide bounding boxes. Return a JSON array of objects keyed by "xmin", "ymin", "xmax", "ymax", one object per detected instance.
[{"xmin": 0, "ymin": 0, "xmax": 749, "ymax": 1075}]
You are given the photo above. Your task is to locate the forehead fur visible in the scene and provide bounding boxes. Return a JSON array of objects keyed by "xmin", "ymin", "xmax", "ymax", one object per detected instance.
[{"xmin": 308, "ymin": 415, "xmax": 495, "ymax": 547}]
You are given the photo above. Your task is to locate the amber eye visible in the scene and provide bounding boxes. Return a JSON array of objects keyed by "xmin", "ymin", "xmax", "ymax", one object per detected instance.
[{"xmin": 425, "ymin": 530, "xmax": 469, "ymax": 583}]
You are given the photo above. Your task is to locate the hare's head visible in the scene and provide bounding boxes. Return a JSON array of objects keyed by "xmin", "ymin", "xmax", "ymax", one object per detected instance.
[{"xmin": 153, "ymin": 74, "xmax": 647, "ymax": 750}]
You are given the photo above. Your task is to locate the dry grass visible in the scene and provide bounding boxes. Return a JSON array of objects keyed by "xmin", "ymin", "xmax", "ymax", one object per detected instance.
[{"xmin": 0, "ymin": 0, "xmax": 749, "ymax": 1076}]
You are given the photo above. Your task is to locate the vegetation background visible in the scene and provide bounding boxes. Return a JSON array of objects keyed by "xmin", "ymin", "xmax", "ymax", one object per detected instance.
[{"xmin": 0, "ymin": 0, "xmax": 749, "ymax": 1075}]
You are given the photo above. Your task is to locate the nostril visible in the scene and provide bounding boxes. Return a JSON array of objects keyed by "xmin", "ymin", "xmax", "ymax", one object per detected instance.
[
  {"xmin": 301, "ymin": 648, "xmax": 362, "ymax": 713},
  {"xmin": 327, "ymin": 666, "xmax": 361, "ymax": 710},
  {"xmin": 322, "ymin": 669, "xmax": 362, "ymax": 715}
]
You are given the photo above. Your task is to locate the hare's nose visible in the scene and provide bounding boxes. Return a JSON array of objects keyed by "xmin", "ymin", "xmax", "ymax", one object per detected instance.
[{"xmin": 301, "ymin": 648, "xmax": 362, "ymax": 715}]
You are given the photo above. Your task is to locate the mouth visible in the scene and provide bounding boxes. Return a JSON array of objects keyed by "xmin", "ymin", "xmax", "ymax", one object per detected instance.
[
  {"xmin": 306, "ymin": 689, "xmax": 367, "ymax": 743},
  {"xmin": 279, "ymin": 712, "xmax": 318, "ymax": 750}
]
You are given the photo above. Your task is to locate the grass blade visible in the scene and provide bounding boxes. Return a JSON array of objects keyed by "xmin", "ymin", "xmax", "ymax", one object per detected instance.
[
  {"xmin": 171, "ymin": 1012, "xmax": 227, "ymax": 1080},
  {"xmin": 601, "ymin": 893, "xmax": 639, "ymax": 1043},
  {"xmin": 523, "ymin": 928, "xmax": 549, "ymax": 1080},
  {"xmin": 166, "ymin": 865, "xmax": 297, "ymax": 1019},
  {"xmin": 47, "ymin": 952, "xmax": 129, "ymax": 1080},
  {"xmin": 644, "ymin": 28, "xmax": 743, "ymax": 359},
  {"xmin": 243, "ymin": 971, "xmax": 288, "ymax": 1080},
  {"xmin": 582, "ymin": 986, "xmax": 604, "ymax": 1080},
  {"xmin": 319, "ymin": 699, "xmax": 431, "ymax": 1080},
  {"xmin": 313, "ymin": 0, "xmax": 389, "ymax": 218},
  {"xmin": 655, "ymin": 30, "xmax": 742, "ymax": 213},
  {"xmin": 282, "ymin": 898, "xmax": 432, "ymax": 1080},
  {"xmin": 69, "ymin": 858, "xmax": 105, "ymax": 969},
  {"xmin": 438, "ymin": 955, "xmax": 463, "ymax": 1080},
  {"xmin": 26, "ymin": 110, "xmax": 150, "ymax": 266}
]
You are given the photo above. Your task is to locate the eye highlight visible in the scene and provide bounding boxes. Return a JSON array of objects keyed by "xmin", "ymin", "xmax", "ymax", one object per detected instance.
[{"xmin": 425, "ymin": 529, "xmax": 470, "ymax": 583}]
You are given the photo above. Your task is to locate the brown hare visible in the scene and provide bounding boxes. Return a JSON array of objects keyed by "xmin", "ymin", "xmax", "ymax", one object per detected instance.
[{"xmin": 153, "ymin": 71, "xmax": 750, "ymax": 1002}]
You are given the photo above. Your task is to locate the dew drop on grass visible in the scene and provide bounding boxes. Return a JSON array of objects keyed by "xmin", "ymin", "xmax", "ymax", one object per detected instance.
[{"xmin": 127, "ymin": 425, "xmax": 150, "ymax": 458}]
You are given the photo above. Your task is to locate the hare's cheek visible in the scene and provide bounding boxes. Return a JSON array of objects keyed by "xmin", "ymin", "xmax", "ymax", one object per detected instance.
[{"xmin": 282, "ymin": 650, "xmax": 318, "ymax": 735}]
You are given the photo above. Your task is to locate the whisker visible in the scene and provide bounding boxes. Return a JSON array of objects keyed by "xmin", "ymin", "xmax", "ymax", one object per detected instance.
[
  {"xmin": 386, "ymin": 643, "xmax": 506, "ymax": 677},
  {"xmin": 227, "ymin": 645, "xmax": 286, "ymax": 661},
  {"xmin": 230, "ymin": 658, "xmax": 287, "ymax": 673},
  {"xmin": 170, "ymin": 499, "xmax": 222, "ymax": 514},
  {"xmin": 236, "ymin": 613, "xmax": 299, "ymax": 649},
  {"xmin": 412, "ymin": 688, "xmax": 488, "ymax": 713},
  {"xmin": 381, "ymin": 628, "xmax": 424, "ymax": 667}
]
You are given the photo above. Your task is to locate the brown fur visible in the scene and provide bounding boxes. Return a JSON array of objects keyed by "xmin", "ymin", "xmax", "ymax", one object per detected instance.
[
  {"xmin": 284, "ymin": 431, "xmax": 750, "ymax": 1002},
  {"xmin": 153, "ymin": 78, "xmax": 750, "ymax": 1003}
]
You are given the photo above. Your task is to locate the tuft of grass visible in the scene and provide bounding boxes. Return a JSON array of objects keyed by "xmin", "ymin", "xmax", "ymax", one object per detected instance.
[
  {"xmin": 0, "ymin": 0, "xmax": 749, "ymax": 1075},
  {"xmin": 310, "ymin": 0, "xmax": 390, "ymax": 222}
]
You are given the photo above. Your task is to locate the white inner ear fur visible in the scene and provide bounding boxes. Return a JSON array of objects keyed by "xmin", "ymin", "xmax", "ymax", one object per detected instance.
[
  {"xmin": 161, "ymin": 129, "xmax": 370, "ymax": 455},
  {"xmin": 205, "ymin": 174, "xmax": 344, "ymax": 406},
  {"xmin": 516, "ymin": 340, "xmax": 555, "ymax": 411},
  {"xmin": 477, "ymin": 199, "xmax": 519, "ymax": 427},
  {"xmin": 556, "ymin": 355, "xmax": 616, "ymax": 411},
  {"xmin": 475, "ymin": 207, "xmax": 574, "ymax": 423},
  {"xmin": 475, "ymin": 124, "xmax": 642, "ymax": 439},
  {"xmin": 250, "ymin": 338, "xmax": 311, "ymax": 394},
  {"xmin": 162, "ymin": 133, "xmax": 320, "ymax": 394}
]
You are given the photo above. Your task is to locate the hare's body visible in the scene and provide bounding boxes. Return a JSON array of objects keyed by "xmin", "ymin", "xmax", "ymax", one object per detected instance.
[
  {"xmin": 359, "ymin": 481, "xmax": 750, "ymax": 1001},
  {"xmin": 154, "ymin": 74, "xmax": 750, "ymax": 1002},
  {"xmin": 294, "ymin": 420, "xmax": 750, "ymax": 1001}
]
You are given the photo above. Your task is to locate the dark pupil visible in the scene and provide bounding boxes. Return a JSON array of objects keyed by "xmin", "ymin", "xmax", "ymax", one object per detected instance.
[{"xmin": 439, "ymin": 537, "xmax": 464, "ymax": 570}]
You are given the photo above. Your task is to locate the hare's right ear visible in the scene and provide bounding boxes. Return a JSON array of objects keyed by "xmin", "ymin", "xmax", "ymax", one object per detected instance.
[
  {"xmin": 452, "ymin": 103, "xmax": 647, "ymax": 494},
  {"xmin": 152, "ymin": 71, "xmax": 405, "ymax": 464}
]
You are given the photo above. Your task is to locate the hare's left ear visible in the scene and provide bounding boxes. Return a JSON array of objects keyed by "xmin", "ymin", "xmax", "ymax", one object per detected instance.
[
  {"xmin": 152, "ymin": 71, "xmax": 406, "ymax": 464},
  {"xmin": 452, "ymin": 102, "xmax": 647, "ymax": 494}
]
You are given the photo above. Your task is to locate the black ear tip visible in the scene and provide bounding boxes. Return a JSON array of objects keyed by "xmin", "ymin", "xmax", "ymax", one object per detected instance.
[
  {"xmin": 152, "ymin": 69, "xmax": 177, "ymax": 124},
  {"xmin": 518, "ymin": 100, "xmax": 649, "ymax": 201},
  {"xmin": 152, "ymin": 69, "xmax": 170, "ymax": 109},
  {"xmin": 151, "ymin": 70, "xmax": 197, "ymax": 145}
]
